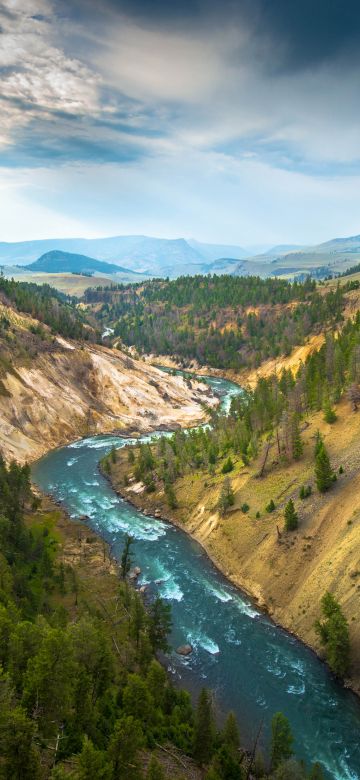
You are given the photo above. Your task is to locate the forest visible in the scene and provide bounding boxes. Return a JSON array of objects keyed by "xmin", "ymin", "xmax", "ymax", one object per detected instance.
[
  {"xmin": 84, "ymin": 275, "xmax": 345, "ymax": 369},
  {"xmin": 0, "ymin": 276, "xmax": 95, "ymax": 342},
  {"xmin": 0, "ymin": 454, "xmax": 324, "ymax": 779}
]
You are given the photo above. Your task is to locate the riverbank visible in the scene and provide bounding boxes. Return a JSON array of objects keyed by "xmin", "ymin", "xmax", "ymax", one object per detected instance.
[{"xmin": 103, "ymin": 404, "xmax": 360, "ymax": 697}]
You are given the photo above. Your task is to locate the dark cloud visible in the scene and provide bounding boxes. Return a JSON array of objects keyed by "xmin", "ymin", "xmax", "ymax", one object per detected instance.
[{"xmin": 71, "ymin": 0, "xmax": 360, "ymax": 70}]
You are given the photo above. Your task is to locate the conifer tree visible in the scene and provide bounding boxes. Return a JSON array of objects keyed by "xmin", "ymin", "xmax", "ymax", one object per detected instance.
[
  {"xmin": 315, "ymin": 441, "xmax": 333, "ymax": 493},
  {"xmin": 193, "ymin": 688, "xmax": 215, "ymax": 766},
  {"xmin": 315, "ymin": 592, "xmax": 350, "ymax": 677},
  {"xmin": 218, "ymin": 478, "xmax": 235, "ymax": 515},
  {"xmin": 291, "ymin": 414, "xmax": 303, "ymax": 460},
  {"xmin": 271, "ymin": 712, "xmax": 294, "ymax": 769},
  {"xmin": 284, "ymin": 499, "xmax": 298, "ymax": 531},
  {"xmin": 146, "ymin": 755, "xmax": 166, "ymax": 780},
  {"xmin": 222, "ymin": 711, "xmax": 240, "ymax": 755},
  {"xmin": 120, "ymin": 534, "xmax": 134, "ymax": 579}
]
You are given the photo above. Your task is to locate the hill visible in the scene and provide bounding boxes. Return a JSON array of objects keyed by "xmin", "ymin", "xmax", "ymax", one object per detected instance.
[
  {"xmin": 0, "ymin": 276, "xmax": 215, "ymax": 463},
  {"xmin": 24, "ymin": 249, "xmax": 140, "ymax": 276},
  {"xmin": 83, "ymin": 274, "xmax": 345, "ymax": 370}
]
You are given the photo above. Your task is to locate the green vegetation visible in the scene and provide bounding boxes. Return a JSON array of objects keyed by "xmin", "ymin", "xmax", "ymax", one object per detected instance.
[
  {"xmin": 0, "ymin": 275, "xmax": 95, "ymax": 341},
  {"xmin": 85, "ymin": 275, "xmax": 344, "ymax": 370},
  {"xmin": 315, "ymin": 593, "xmax": 350, "ymax": 678},
  {"xmin": 314, "ymin": 435, "xmax": 334, "ymax": 493},
  {"xmin": 271, "ymin": 713, "xmax": 294, "ymax": 770},
  {"xmin": 218, "ymin": 478, "xmax": 235, "ymax": 515},
  {"xmin": 284, "ymin": 499, "xmax": 298, "ymax": 531}
]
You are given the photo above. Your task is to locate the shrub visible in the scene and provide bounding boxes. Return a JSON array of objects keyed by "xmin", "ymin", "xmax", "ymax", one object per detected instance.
[{"xmin": 241, "ymin": 503, "xmax": 250, "ymax": 514}]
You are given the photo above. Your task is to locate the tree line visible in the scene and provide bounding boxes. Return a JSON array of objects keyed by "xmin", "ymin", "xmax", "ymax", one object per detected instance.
[{"xmin": 83, "ymin": 275, "xmax": 344, "ymax": 370}]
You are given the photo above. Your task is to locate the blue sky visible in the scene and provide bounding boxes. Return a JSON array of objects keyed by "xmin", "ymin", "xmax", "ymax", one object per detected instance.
[{"xmin": 1, "ymin": 0, "xmax": 360, "ymax": 245}]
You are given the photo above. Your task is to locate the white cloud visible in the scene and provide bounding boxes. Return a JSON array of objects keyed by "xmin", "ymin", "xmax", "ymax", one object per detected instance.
[{"xmin": 0, "ymin": 0, "xmax": 102, "ymax": 146}]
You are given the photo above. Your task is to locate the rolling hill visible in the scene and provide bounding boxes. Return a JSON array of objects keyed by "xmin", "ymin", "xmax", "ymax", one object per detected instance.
[{"xmin": 23, "ymin": 249, "xmax": 141, "ymax": 276}]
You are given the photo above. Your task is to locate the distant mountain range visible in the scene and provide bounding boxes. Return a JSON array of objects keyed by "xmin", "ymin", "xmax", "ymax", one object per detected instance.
[
  {"xmin": 24, "ymin": 250, "xmax": 141, "ymax": 277},
  {"xmin": 1, "ymin": 232, "xmax": 360, "ymax": 280},
  {"xmin": 0, "ymin": 235, "xmax": 247, "ymax": 277}
]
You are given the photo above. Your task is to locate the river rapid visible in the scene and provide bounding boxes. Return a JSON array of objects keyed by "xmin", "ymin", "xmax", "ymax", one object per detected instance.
[{"xmin": 32, "ymin": 374, "xmax": 360, "ymax": 780}]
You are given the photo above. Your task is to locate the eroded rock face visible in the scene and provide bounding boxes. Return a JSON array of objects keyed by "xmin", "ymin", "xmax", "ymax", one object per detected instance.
[
  {"xmin": 176, "ymin": 644, "xmax": 193, "ymax": 656},
  {"xmin": 0, "ymin": 340, "xmax": 218, "ymax": 464}
]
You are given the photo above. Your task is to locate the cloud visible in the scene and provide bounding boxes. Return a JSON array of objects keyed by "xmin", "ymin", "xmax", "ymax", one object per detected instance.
[{"xmin": 0, "ymin": 0, "xmax": 101, "ymax": 146}]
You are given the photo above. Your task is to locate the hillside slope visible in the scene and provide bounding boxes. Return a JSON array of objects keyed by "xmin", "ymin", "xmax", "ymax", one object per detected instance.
[
  {"xmin": 111, "ymin": 398, "xmax": 360, "ymax": 692},
  {"xmin": 0, "ymin": 302, "xmax": 216, "ymax": 463}
]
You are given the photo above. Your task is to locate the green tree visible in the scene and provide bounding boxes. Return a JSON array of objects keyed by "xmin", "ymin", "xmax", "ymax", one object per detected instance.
[
  {"xmin": 222, "ymin": 457, "xmax": 234, "ymax": 474},
  {"xmin": 284, "ymin": 499, "xmax": 298, "ymax": 531},
  {"xmin": 271, "ymin": 712, "xmax": 294, "ymax": 770},
  {"xmin": 148, "ymin": 597, "xmax": 172, "ymax": 653},
  {"xmin": 110, "ymin": 445, "xmax": 117, "ymax": 464},
  {"xmin": 108, "ymin": 715, "xmax": 144, "ymax": 779},
  {"xmin": 323, "ymin": 401, "xmax": 337, "ymax": 424},
  {"xmin": 222, "ymin": 711, "xmax": 240, "ymax": 755},
  {"xmin": 76, "ymin": 736, "xmax": 112, "ymax": 780},
  {"xmin": 218, "ymin": 478, "xmax": 235, "ymax": 515},
  {"xmin": 315, "ymin": 441, "xmax": 333, "ymax": 493},
  {"xmin": 120, "ymin": 534, "xmax": 134, "ymax": 579},
  {"xmin": 315, "ymin": 592, "xmax": 350, "ymax": 677},
  {"xmin": 193, "ymin": 688, "xmax": 215, "ymax": 766},
  {"xmin": 146, "ymin": 755, "xmax": 166, "ymax": 780},
  {"xmin": 291, "ymin": 415, "xmax": 303, "ymax": 460}
]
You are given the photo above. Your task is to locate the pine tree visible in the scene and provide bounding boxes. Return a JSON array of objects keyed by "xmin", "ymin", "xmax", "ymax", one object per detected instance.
[
  {"xmin": 193, "ymin": 688, "xmax": 215, "ymax": 766},
  {"xmin": 218, "ymin": 478, "xmax": 235, "ymax": 515},
  {"xmin": 120, "ymin": 534, "xmax": 134, "ymax": 579},
  {"xmin": 271, "ymin": 712, "xmax": 294, "ymax": 769},
  {"xmin": 315, "ymin": 592, "xmax": 350, "ymax": 677},
  {"xmin": 315, "ymin": 441, "xmax": 333, "ymax": 493},
  {"xmin": 110, "ymin": 445, "xmax": 117, "ymax": 463},
  {"xmin": 146, "ymin": 755, "xmax": 166, "ymax": 780},
  {"xmin": 284, "ymin": 499, "xmax": 298, "ymax": 531},
  {"xmin": 291, "ymin": 414, "xmax": 303, "ymax": 460},
  {"xmin": 77, "ymin": 736, "xmax": 112, "ymax": 780},
  {"xmin": 222, "ymin": 711, "xmax": 240, "ymax": 755}
]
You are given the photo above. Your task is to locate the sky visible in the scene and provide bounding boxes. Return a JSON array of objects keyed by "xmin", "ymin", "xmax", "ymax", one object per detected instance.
[{"xmin": 1, "ymin": 0, "xmax": 360, "ymax": 246}]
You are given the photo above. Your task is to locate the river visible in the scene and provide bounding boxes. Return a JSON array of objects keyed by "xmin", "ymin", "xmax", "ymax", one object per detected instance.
[{"xmin": 32, "ymin": 374, "xmax": 360, "ymax": 780}]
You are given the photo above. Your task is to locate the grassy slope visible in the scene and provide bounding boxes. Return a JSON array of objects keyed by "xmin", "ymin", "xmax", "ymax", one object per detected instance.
[{"xmin": 108, "ymin": 398, "xmax": 360, "ymax": 692}]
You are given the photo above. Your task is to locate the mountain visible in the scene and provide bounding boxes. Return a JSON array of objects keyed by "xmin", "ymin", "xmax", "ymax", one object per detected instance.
[
  {"xmin": 188, "ymin": 239, "xmax": 247, "ymax": 261},
  {"xmin": 24, "ymin": 249, "xmax": 141, "ymax": 276},
  {"xmin": 0, "ymin": 235, "xmax": 258, "ymax": 277}
]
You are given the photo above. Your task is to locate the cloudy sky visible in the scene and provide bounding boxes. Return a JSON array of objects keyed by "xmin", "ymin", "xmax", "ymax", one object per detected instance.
[{"xmin": 1, "ymin": 0, "xmax": 360, "ymax": 246}]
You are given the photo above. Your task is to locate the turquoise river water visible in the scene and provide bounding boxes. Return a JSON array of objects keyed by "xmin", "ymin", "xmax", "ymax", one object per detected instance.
[{"xmin": 32, "ymin": 374, "xmax": 360, "ymax": 779}]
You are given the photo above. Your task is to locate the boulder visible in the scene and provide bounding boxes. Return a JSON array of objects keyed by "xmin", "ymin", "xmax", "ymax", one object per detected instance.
[{"xmin": 176, "ymin": 644, "xmax": 193, "ymax": 656}]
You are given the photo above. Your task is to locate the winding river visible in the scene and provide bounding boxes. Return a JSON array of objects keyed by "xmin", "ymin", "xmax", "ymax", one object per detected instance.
[{"xmin": 32, "ymin": 375, "xmax": 360, "ymax": 780}]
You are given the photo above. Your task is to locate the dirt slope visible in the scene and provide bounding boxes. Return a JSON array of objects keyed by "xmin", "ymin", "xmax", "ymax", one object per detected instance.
[{"xmin": 0, "ymin": 336, "xmax": 216, "ymax": 464}]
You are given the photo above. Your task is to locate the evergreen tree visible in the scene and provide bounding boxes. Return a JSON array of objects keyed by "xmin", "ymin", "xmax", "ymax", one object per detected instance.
[
  {"xmin": 314, "ymin": 437, "xmax": 333, "ymax": 493},
  {"xmin": 110, "ymin": 445, "xmax": 117, "ymax": 464},
  {"xmin": 271, "ymin": 712, "xmax": 294, "ymax": 769},
  {"xmin": 284, "ymin": 499, "xmax": 298, "ymax": 531},
  {"xmin": 148, "ymin": 597, "xmax": 172, "ymax": 653},
  {"xmin": 291, "ymin": 415, "xmax": 303, "ymax": 460},
  {"xmin": 77, "ymin": 736, "xmax": 112, "ymax": 780},
  {"xmin": 193, "ymin": 688, "xmax": 215, "ymax": 766},
  {"xmin": 218, "ymin": 478, "xmax": 235, "ymax": 515},
  {"xmin": 120, "ymin": 534, "xmax": 134, "ymax": 579},
  {"xmin": 108, "ymin": 715, "xmax": 144, "ymax": 779},
  {"xmin": 222, "ymin": 711, "xmax": 240, "ymax": 755},
  {"xmin": 315, "ymin": 592, "xmax": 350, "ymax": 677},
  {"xmin": 146, "ymin": 755, "xmax": 166, "ymax": 780}
]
